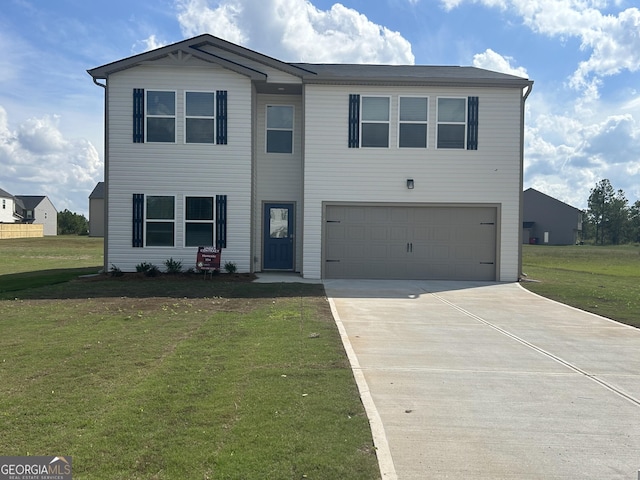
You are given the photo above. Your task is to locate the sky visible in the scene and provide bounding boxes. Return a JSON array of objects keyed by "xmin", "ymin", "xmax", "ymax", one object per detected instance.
[{"xmin": 1, "ymin": 0, "xmax": 639, "ymax": 217}]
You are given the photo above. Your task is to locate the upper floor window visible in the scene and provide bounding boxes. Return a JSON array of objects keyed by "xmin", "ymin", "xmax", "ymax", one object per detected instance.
[
  {"xmin": 2, "ymin": 199, "xmax": 5, "ymax": 209},
  {"xmin": 437, "ymin": 97, "xmax": 466, "ymax": 149},
  {"xmin": 185, "ymin": 92, "xmax": 215, "ymax": 144},
  {"xmin": 399, "ymin": 97, "xmax": 428, "ymax": 148},
  {"xmin": 145, "ymin": 195, "xmax": 175, "ymax": 246},
  {"xmin": 146, "ymin": 91, "xmax": 176, "ymax": 143},
  {"xmin": 361, "ymin": 96, "xmax": 389, "ymax": 148},
  {"xmin": 266, "ymin": 105, "xmax": 294, "ymax": 153}
]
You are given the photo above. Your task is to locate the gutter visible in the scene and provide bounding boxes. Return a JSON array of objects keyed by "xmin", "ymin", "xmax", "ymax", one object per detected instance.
[
  {"xmin": 518, "ymin": 81, "xmax": 534, "ymax": 281},
  {"xmin": 90, "ymin": 76, "xmax": 109, "ymax": 272}
]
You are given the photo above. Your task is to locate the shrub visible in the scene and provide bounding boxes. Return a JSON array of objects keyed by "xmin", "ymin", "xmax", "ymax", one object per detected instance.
[
  {"xmin": 164, "ymin": 257, "xmax": 183, "ymax": 274},
  {"xmin": 224, "ymin": 261, "xmax": 237, "ymax": 274},
  {"xmin": 136, "ymin": 262, "xmax": 154, "ymax": 273},
  {"xmin": 144, "ymin": 265, "xmax": 160, "ymax": 277},
  {"xmin": 109, "ymin": 264, "xmax": 123, "ymax": 277}
]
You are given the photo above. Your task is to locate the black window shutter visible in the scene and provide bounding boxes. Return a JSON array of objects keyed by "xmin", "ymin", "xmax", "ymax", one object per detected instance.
[
  {"xmin": 132, "ymin": 194, "xmax": 144, "ymax": 247},
  {"xmin": 348, "ymin": 94, "xmax": 360, "ymax": 148},
  {"xmin": 216, "ymin": 90, "xmax": 228, "ymax": 145},
  {"xmin": 133, "ymin": 89, "xmax": 145, "ymax": 143},
  {"xmin": 216, "ymin": 195, "xmax": 227, "ymax": 249},
  {"xmin": 467, "ymin": 96, "xmax": 479, "ymax": 150}
]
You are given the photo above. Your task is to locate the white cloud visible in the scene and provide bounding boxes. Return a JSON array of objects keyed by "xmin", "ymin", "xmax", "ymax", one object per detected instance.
[
  {"xmin": 134, "ymin": 34, "xmax": 169, "ymax": 53},
  {"xmin": 472, "ymin": 49, "xmax": 528, "ymax": 77},
  {"xmin": 175, "ymin": 0, "xmax": 415, "ymax": 64},
  {"xmin": 443, "ymin": 0, "xmax": 640, "ymax": 93},
  {"xmin": 0, "ymin": 106, "xmax": 102, "ymax": 216},
  {"xmin": 524, "ymin": 102, "xmax": 640, "ymax": 209}
]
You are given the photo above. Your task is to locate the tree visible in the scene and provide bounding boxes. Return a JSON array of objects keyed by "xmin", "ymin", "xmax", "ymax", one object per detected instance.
[
  {"xmin": 57, "ymin": 209, "xmax": 89, "ymax": 235},
  {"xmin": 629, "ymin": 200, "xmax": 640, "ymax": 244},
  {"xmin": 587, "ymin": 179, "xmax": 615, "ymax": 245},
  {"xmin": 608, "ymin": 189, "xmax": 629, "ymax": 245}
]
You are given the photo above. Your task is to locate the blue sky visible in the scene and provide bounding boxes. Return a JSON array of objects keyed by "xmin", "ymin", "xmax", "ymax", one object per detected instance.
[{"xmin": 1, "ymin": 0, "xmax": 639, "ymax": 216}]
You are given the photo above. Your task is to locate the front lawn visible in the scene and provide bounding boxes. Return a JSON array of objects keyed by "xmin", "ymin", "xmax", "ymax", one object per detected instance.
[
  {"xmin": 521, "ymin": 244, "xmax": 640, "ymax": 327},
  {"xmin": 0, "ymin": 237, "xmax": 380, "ymax": 479}
]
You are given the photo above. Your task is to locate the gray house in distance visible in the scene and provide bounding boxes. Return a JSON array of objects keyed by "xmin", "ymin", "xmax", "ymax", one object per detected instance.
[
  {"xmin": 15, "ymin": 195, "xmax": 58, "ymax": 236},
  {"xmin": 89, "ymin": 182, "xmax": 105, "ymax": 237},
  {"xmin": 523, "ymin": 188, "xmax": 582, "ymax": 245}
]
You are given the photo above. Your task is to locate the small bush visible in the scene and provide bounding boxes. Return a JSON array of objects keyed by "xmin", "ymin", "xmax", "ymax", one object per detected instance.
[
  {"xmin": 109, "ymin": 264, "xmax": 124, "ymax": 277},
  {"xmin": 136, "ymin": 262, "xmax": 154, "ymax": 273},
  {"xmin": 164, "ymin": 257, "xmax": 183, "ymax": 274},
  {"xmin": 224, "ymin": 261, "xmax": 237, "ymax": 274},
  {"xmin": 145, "ymin": 265, "xmax": 160, "ymax": 277}
]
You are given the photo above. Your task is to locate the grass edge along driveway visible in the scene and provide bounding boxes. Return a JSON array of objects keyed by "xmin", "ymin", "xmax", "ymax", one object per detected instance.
[{"xmin": 0, "ymin": 278, "xmax": 381, "ymax": 480}]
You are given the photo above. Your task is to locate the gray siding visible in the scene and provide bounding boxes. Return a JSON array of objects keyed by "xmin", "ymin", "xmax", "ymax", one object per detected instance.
[
  {"xmin": 523, "ymin": 188, "xmax": 582, "ymax": 245},
  {"xmin": 253, "ymin": 94, "xmax": 304, "ymax": 271}
]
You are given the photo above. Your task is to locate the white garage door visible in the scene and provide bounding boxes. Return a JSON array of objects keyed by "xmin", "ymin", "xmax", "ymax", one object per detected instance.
[{"xmin": 324, "ymin": 205, "xmax": 497, "ymax": 280}]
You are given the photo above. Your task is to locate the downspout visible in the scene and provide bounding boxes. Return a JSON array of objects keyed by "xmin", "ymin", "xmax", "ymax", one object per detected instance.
[
  {"xmin": 518, "ymin": 81, "xmax": 533, "ymax": 281},
  {"xmin": 92, "ymin": 77, "xmax": 109, "ymax": 273}
]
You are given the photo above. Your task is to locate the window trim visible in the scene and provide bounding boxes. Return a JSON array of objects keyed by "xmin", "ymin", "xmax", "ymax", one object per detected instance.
[
  {"xmin": 183, "ymin": 195, "xmax": 215, "ymax": 248},
  {"xmin": 436, "ymin": 96, "xmax": 467, "ymax": 150},
  {"xmin": 266, "ymin": 104, "xmax": 295, "ymax": 154},
  {"xmin": 398, "ymin": 96, "xmax": 429, "ymax": 149},
  {"xmin": 360, "ymin": 95, "xmax": 391, "ymax": 148},
  {"xmin": 144, "ymin": 195, "xmax": 176, "ymax": 247},
  {"xmin": 184, "ymin": 91, "xmax": 216, "ymax": 145},
  {"xmin": 145, "ymin": 90, "xmax": 177, "ymax": 144}
]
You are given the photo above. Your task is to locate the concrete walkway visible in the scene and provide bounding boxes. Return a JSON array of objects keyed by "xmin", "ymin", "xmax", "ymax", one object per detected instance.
[{"xmin": 324, "ymin": 280, "xmax": 640, "ymax": 480}]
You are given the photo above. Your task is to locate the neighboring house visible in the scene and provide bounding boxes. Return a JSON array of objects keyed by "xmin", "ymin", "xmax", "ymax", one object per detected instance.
[
  {"xmin": 0, "ymin": 188, "xmax": 23, "ymax": 223},
  {"xmin": 523, "ymin": 188, "xmax": 583, "ymax": 245},
  {"xmin": 89, "ymin": 182, "xmax": 105, "ymax": 237},
  {"xmin": 88, "ymin": 34, "xmax": 533, "ymax": 281},
  {"xmin": 15, "ymin": 195, "xmax": 58, "ymax": 235}
]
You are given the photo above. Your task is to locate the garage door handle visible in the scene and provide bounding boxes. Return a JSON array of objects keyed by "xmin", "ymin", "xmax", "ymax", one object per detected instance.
[
  {"xmin": 406, "ymin": 243, "xmax": 413, "ymax": 253},
  {"xmin": 480, "ymin": 262, "xmax": 494, "ymax": 265},
  {"xmin": 326, "ymin": 259, "xmax": 340, "ymax": 263}
]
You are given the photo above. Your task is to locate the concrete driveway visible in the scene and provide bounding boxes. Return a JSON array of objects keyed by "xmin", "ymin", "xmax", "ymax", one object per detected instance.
[{"xmin": 323, "ymin": 280, "xmax": 640, "ymax": 480}]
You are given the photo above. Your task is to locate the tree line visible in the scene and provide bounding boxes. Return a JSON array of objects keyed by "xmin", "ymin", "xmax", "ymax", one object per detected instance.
[{"xmin": 585, "ymin": 179, "xmax": 640, "ymax": 245}]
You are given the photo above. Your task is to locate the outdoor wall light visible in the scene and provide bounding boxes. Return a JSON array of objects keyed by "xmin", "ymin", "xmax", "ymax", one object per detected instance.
[{"xmin": 406, "ymin": 178, "xmax": 414, "ymax": 189}]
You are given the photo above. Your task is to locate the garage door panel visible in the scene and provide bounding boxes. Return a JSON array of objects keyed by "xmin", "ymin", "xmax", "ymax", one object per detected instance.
[{"xmin": 325, "ymin": 205, "xmax": 496, "ymax": 280}]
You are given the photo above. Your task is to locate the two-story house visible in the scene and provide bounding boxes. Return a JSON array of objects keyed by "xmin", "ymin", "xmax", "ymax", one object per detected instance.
[
  {"xmin": 0, "ymin": 188, "xmax": 23, "ymax": 223},
  {"xmin": 88, "ymin": 34, "xmax": 533, "ymax": 281}
]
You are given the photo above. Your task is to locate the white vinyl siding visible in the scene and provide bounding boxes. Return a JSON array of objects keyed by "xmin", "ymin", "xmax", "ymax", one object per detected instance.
[
  {"xmin": 106, "ymin": 62, "xmax": 252, "ymax": 272},
  {"xmin": 303, "ymin": 84, "xmax": 523, "ymax": 281}
]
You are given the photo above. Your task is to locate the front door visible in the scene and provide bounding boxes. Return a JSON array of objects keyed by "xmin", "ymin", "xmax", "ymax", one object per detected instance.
[{"xmin": 263, "ymin": 203, "xmax": 294, "ymax": 270}]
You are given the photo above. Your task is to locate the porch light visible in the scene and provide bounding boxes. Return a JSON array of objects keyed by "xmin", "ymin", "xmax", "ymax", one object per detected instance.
[{"xmin": 406, "ymin": 179, "xmax": 414, "ymax": 189}]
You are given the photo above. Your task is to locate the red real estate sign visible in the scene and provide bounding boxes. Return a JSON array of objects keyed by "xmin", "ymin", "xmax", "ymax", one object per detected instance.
[{"xmin": 196, "ymin": 247, "xmax": 221, "ymax": 271}]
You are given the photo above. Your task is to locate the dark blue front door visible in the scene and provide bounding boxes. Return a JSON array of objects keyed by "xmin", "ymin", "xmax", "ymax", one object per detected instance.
[{"xmin": 263, "ymin": 203, "xmax": 294, "ymax": 270}]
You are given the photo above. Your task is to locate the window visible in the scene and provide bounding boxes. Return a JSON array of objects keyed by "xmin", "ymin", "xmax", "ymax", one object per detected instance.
[
  {"xmin": 266, "ymin": 105, "xmax": 293, "ymax": 153},
  {"xmin": 185, "ymin": 92, "xmax": 215, "ymax": 144},
  {"xmin": 361, "ymin": 97, "xmax": 389, "ymax": 148},
  {"xmin": 146, "ymin": 196, "xmax": 175, "ymax": 246},
  {"xmin": 399, "ymin": 97, "xmax": 428, "ymax": 148},
  {"xmin": 437, "ymin": 98, "xmax": 466, "ymax": 149},
  {"xmin": 185, "ymin": 197, "xmax": 214, "ymax": 246},
  {"xmin": 146, "ymin": 91, "xmax": 176, "ymax": 142}
]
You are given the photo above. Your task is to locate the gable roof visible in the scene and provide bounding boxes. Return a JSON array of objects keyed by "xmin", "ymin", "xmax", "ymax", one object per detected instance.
[
  {"xmin": 0, "ymin": 188, "xmax": 14, "ymax": 199},
  {"xmin": 15, "ymin": 195, "xmax": 46, "ymax": 210},
  {"xmin": 89, "ymin": 182, "xmax": 105, "ymax": 199},
  {"xmin": 524, "ymin": 188, "xmax": 581, "ymax": 212},
  {"xmin": 88, "ymin": 33, "xmax": 533, "ymax": 89}
]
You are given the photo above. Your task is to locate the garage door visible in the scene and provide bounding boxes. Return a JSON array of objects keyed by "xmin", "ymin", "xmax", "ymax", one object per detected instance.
[{"xmin": 324, "ymin": 205, "xmax": 497, "ymax": 280}]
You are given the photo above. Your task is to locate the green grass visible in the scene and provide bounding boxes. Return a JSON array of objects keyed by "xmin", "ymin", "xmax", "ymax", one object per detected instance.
[
  {"xmin": 521, "ymin": 244, "xmax": 640, "ymax": 327},
  {"xmin": 0, "ymin": 238, "xmax": 380, "ymax": 479}
]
